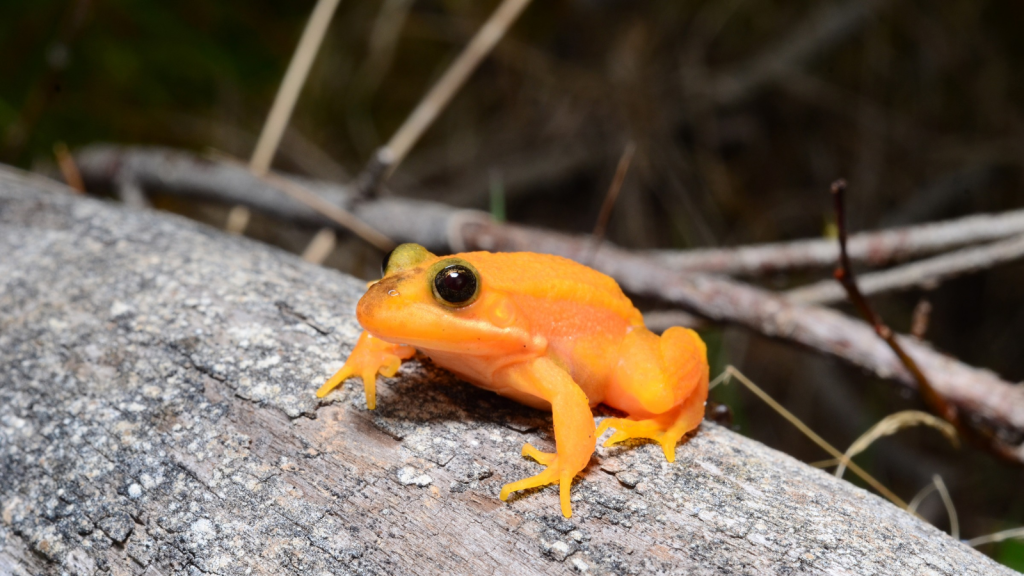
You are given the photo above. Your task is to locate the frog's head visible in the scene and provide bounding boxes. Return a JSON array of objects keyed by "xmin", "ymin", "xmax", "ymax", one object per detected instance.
[{"xmin": 356, "ymin": 244, "xmax": 538, "ymax": 355}]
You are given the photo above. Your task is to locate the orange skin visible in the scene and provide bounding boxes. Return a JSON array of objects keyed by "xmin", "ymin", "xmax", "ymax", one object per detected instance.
[{"xmin": 317, "ymin": 244, "xmax": 709, "ymax": 518}]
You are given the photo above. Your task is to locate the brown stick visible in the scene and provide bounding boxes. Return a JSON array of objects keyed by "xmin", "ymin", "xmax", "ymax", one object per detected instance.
[
  {"xmin": 830, "ymin": 179, "xmax": 954, "ymax": 422},
  {"xmin": 829, "ymin": 179, "xmax": 1017, "ymax": 462},
  {"xmin": 587, "ymin": 140, "xmax": 636, "ymax": 263}
]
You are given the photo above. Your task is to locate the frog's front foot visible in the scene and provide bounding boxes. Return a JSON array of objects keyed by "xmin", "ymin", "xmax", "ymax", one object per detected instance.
[
  {"xmin": 316, "ymin": 331, "xmax": 415, "ymax": 409},
  {"xmin": 500, "ymin": 443, "xmax": 581, "ymax": 518}
]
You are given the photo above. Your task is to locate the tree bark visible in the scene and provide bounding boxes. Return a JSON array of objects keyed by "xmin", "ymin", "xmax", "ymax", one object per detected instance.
[{"xmin": 0, "ymin": 168, "xmax": 1014, "ymax": 575}]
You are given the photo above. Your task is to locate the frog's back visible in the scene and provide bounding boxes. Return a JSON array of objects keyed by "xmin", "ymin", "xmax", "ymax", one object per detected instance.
[{"xmin": 461, "ymin": 251, "xmax": 641, "ymax": 323}]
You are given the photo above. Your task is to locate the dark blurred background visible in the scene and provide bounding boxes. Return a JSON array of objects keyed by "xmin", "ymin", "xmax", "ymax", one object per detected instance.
[{"xmin": 2, "ymin": 0, "xmax": 1023, "ymax": 569}]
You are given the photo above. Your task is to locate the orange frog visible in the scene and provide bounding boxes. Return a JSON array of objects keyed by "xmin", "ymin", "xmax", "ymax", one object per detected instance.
[{"xmin": 317, "ymin": 243, "xmax": 709, "ymax": 517}]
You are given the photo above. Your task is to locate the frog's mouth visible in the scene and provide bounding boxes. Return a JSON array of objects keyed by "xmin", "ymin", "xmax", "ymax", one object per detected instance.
[{"xmin": 357, "ymin": 277, "xmax": 540, "ymax": 356}]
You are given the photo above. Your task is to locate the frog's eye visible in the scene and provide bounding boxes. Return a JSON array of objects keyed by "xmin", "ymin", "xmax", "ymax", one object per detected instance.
[
  {"xmin": 433, "ymin": 263, "xmax": 479, "ymax": 306},
  {"xmin": 381, "ymin": 248, "xmax": 395, "ymax": 277}
]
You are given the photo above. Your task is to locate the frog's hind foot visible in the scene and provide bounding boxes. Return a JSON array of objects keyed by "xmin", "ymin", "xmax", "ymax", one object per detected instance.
[
  {"xmin": 598, "ymin": 417, "xmax": 682, "ymax": 462},
  {"xmin": 500, "ymin": 443, "xmax": 578, "ymax": 518},
  {"xmin": 598, "ymin": 395, "xmax": 705, "ymax": 463}
]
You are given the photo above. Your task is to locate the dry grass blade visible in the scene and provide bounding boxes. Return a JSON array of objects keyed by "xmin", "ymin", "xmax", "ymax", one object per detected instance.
[
  {"xmin": 53, "ymin": 141, "xmax": 85, "ymax": 193},
  {"xmin": 230, "ymin": 0, "xmax": 343, "ymax": 236},
  {"xmin": 360, "ymin": 0, "xmax": 534, "ymax": 195},
  {"xmin": 250, "ymin": 0, "xmax": 343, "ymax": 176},
  {"xmin": 225, "ymin": 206, "xmax": 251, "ymax": 236},
  {"xmin": 808, "ymin": 457, "xmax": 842, "ymax": 469},
  {"xmin": 967, "ymin": 527, "xmax": 1024, "ymax": 548},
  {"xmin": 715, "ymin": 365, "xmax": 908, "ymax": 509},
  {"xmin": 834, "ymin": 410, "xmax": 958, "ymax": 479},
  {"xmin": 908, "ymin": 475, "xmax": 960, "ymax": 539},
  {"xmin": 263, "ymin": 172, "xmax": 396, "ymax": 253},
  {"xmin": 932, "ymin": 475, "xmax": 959, "ymax": 540},
  {"xmin": 907, "ymin": 481, "xmax": 936, "ymax": 513}
]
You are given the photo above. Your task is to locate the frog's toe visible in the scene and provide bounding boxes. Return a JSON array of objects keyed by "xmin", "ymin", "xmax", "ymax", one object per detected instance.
[
  {"xmin": 359, "ymin": 368, "xmax": 379, "ymax": 409},
  {"xmin": 317, "ymin": 366, "xmax": 354, "ymax": 398},
  {"xmin": 599, "ymin": 417, "xmax": 683, "ymax": 462},
  {"xmin": 499, "ymin": 466, "xmax": 556, "ymax": 501},
  {"xmin": 521, "ymin": 442, "xmax": 556, "ymax": 465},
  {"xmin": 598, "ymin": 417, "xmax": 662, "ymax": 446},
  {"xmin": 499, "ymin": 461, "xmax": 576, "ymax": 518}
]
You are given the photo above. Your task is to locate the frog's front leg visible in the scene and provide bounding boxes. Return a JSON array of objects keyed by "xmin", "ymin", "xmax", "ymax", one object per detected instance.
[
  {"xmin": 496, "ymin": 356, "xmax": 595, "ymax": 518},
  {"xmin": 317, "ymin": 331, "xmax": 415, "ymax": 409}
]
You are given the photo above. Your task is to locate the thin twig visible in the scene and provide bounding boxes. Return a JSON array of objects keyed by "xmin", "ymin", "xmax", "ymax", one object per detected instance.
[
  {"xmin": 717, "ymin": 366, "xmax": 909, "ymax": 509},
  {"xmin": 830, "ymin": 179, "xmax": 1017, "ymax": 462},
  {"xmin": 262, "ymin": 171, "xmax": 396, "ymax": 253},
  {"xmin": 586, "ymin": 141, "xmax": 636, "ymax": 263},
  {"xmin": 787, "ymin": 234, "xmax": 1024, "ymax": 305},
  {"xmin": 832, "ymin": 179, "xmax": 956, "ymax": 421},
  {"xmin": 207, "ymin": 149, "xmax": 396, "ymax": 252},
  {"xmin": 357, "ymin": 0, "xmax": 534, "ymax": 197}
]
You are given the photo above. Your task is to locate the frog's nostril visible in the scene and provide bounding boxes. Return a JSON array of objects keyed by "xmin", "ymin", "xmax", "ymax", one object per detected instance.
[{"xmin": 387, "ymin": 289, "xmax": 400, "ymax": 297}]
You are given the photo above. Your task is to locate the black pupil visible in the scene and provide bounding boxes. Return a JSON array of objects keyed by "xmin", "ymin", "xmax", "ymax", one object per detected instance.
[
  {"xmin": 381, "ymin": 248, "xmax": 395, "ymax": 277},
  {"xmin": 434, "ymin": 265, "xmax": 477, "ymax": 304}
]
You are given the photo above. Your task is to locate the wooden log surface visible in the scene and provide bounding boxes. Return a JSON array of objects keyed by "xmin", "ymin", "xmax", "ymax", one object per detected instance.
[{"xmin": 0, "ymin": 168, "xmax": 1015, "ymax": 575}]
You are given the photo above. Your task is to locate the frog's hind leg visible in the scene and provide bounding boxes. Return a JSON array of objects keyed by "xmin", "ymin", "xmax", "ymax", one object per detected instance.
[{"xmin": 599, "ymin": 326, "xmax": 709, "ymax": 462}]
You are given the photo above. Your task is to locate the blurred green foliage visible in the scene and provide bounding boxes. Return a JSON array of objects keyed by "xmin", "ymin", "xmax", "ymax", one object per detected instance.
[{"xmin": 998, "ymin": 539, "xmax": 1024, "ymax": 571}]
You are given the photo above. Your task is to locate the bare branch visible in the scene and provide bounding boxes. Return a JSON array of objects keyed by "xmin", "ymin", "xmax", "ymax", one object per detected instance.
[
  {"xmin": 787, "ymin": 233, "xmax": 1024, "ymax": 305},
  {"xmin": 650, "ymin": 209, "xmax": 1024, "ymax": 275}
]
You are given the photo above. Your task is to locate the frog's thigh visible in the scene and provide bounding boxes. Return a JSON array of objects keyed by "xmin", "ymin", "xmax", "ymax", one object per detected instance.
[
  {"xmin": 605, "ymin": 327, "xmax": 707, "ymax": 416},
  {"xmin": 600, "ymin": 327, "xmax": 709, "ymax": 461}
]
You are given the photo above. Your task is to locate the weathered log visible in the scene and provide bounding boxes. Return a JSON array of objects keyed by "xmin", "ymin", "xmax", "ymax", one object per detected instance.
[{"xmin": 0, "ymin": 168, "xmax": 1014, "ymax": 575}]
